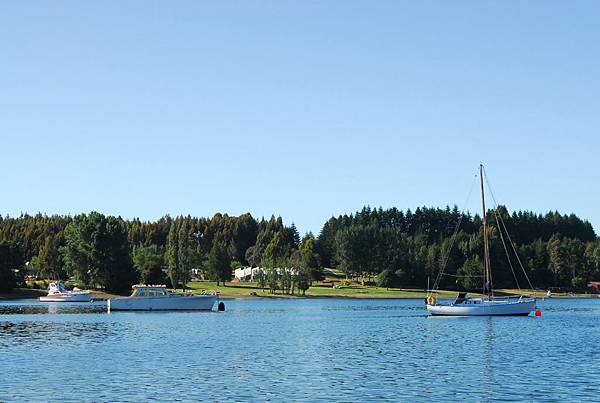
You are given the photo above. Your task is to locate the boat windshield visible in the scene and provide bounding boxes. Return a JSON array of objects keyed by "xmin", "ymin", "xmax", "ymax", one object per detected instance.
[
  {"xmin": 133, "ymin": 288, "xmax": 167, "ymax": 297},
  {"xmin": 48, "ymin": 282, "xmax": 68, "ymax": 294}
]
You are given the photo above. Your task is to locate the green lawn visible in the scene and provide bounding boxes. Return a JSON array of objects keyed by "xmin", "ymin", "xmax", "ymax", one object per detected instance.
[
  {"xmin": 183, "ymin": 281, "xmax": 459, "ymax": 299},
  {"xmin": 10, "ymin": 280, "xmax": 590, "ymax": 301},
  {"xmin": 183, "ymin": 281, "xmax": 588, "ymax": 299}
]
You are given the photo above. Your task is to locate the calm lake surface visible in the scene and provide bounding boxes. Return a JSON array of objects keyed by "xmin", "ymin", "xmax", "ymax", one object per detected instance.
[{"xmin": 1, "ymin": 297, "xmax": 599, "ymax": 402}]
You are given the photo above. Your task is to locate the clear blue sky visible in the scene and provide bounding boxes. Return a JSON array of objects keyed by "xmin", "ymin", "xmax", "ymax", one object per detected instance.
[{"xmin": 2, "ymin": 1, "xmax": 599, "ymax": 235}]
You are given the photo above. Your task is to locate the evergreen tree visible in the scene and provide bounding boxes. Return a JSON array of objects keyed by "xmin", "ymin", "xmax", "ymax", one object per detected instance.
[
  {"xmin": 133, "ymin": 244, "xmax": 166, "ymax": 285},
  {"xmin": 547, "ymin": 234, "xmax": 566, "ymax": 287},
  {"xmin": 262, "ymin": 232, "xmax": 290, "ymax": 269},
  {"xmin": 177, "ymin": 220, "xmax": 191, "ymax": 291},
  {"xmin": 297, "ymin": 266, "xmax": 311, "ymax": 295},
  {"xmin": 207, "ymin": 242, "xmax": 231, "ymax": 286},
  {"xmin": 256, "ymin": 268, "xmax": 266, "ymax": 291},
  {"xmin": 457, "ymin": 256, "xmax": 482, "ymax": 290},
  {"xmin": 61, "ymin": 212, "xmax": 136, "ymax": 293},
  {"xmin": 299, "ymin": 233, "xmax": 322, "ymax": 280},
  {"xmin": 377, "ymin": 269, "xmax": 399, "ymax": 288},
  {"xmin": 166, "ymin": 221, "xmax": 179, "ymax": 288},
  {"xmin": 266, "ymin": 266, "xmax": 278, "ymax": 294},
  {"xmin": 35, "ymin": 234, "xmax": 64, "ymax": 280},
  {"xmin": 0, "ymin": 239, "xmax": 24, "ymax": 292}
]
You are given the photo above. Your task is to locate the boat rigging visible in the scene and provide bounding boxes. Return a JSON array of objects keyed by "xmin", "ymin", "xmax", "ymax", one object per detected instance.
[{"xmin": 426, "ymin": 164, "xmax": 537, "ymax": 316}]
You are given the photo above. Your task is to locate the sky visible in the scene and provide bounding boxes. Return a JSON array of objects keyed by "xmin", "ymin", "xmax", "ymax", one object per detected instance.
[{"xmin": 1, "ymin": 1, "xmax": 599, "ymax": 235}]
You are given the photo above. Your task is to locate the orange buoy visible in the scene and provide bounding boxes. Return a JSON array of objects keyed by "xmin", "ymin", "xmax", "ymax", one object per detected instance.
[{"xmin": 535, "ymin": 309, "xmax": 542, "ymax": 317}]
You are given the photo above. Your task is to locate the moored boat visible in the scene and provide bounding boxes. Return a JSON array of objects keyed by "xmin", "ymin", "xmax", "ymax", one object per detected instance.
[
  {"xmin": 427, "ymin": 292, "xmax": 536, "ymax": 316},
  {"xmin": 107, "ymin": 285, "xmax": 218, "ymax": 311},
  {"xmin": 39, "ymin": 282, "xmax": 93, "ymax": 302},
  {"xmin": 426, "ymin": 165, "xmax": 537, "ymax": 317}
]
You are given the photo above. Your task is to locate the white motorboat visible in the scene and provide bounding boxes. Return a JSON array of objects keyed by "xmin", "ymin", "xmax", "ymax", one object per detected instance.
[
  {"xmin": 107, "ymin": 285, "xmax": 218, "ymax": 312},
  {"xmin": 39, "ymin": 282, "xmax": 92, "ymax": 302},
  {"xmin": 426, "ymin": 165, "xmax": 537, "ymax": 316}
]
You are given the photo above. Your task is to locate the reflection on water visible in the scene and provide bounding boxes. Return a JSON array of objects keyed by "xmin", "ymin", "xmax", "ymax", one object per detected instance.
[
  {"xmin": 1, "ymin": 298, "xmax": 599, "ymax": 402},
  {"xmin": 483, "ymin": 318, "xmax": 495, "ymax": 401},
  {"xmin": 0, "ymin": 301, "xmax": 106, "ymax": 315},
  {"xmin": 0, "ymin": 321, "xmax": 120, "ymax": 348}
]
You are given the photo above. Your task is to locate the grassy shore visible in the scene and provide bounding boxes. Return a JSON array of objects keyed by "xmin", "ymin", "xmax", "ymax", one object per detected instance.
[
  {"xmin": 184, "ymin": 281, "xmax": 475, "ymax": 299},
  {"xmin": 1, "ymin": 282, "xmax": 597, "ymax": 300},
  {"xmin": 183, "ymin": 281, "xmax": 448, "ymax": 299},
  {"xmin": 183, "ymin": 281, "xmax": 599, "ymax": 299}
]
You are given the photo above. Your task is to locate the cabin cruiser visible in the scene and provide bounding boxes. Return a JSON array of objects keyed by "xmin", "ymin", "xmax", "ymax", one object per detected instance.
[
  {"xmin": 39, "ymin": 282, "xmax": 93, "ymax": 302},
  {"xmin": 107, "ymin": 285, "xmax": 218, "ymax": 311}
]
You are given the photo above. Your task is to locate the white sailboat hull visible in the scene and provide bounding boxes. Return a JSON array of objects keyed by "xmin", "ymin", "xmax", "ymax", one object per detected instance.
[
  {"xmin": 427, "ymin": 298, "xmax": 536, "ymax": 316},
  {"xmin": 108, "ymin": 294, "xmax": 217, "ymax": 311}
]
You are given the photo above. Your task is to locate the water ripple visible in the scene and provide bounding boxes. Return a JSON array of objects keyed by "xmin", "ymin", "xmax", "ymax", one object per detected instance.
[{"xmin": 0, "ymin": 298, "xmax": 599, "ymax": 402}]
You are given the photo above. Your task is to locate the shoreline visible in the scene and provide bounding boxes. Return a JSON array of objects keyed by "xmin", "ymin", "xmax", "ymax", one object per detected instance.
[
  {"xmin": 0, "ymin": 289, "xmax": 47, "ymax": 300},
  {"xmin": 1, "ymin": 287, "xmax": 598, "ymax": 301}
]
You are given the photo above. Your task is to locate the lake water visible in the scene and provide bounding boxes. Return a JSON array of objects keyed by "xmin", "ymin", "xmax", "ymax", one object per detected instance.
[{"xmin": 1, "ymin": 297, "xmax": 599, "ymax": 402}]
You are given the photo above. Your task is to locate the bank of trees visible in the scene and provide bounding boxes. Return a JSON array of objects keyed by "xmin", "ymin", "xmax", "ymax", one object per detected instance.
[
  {"xmin": 0, "ymin": 239, "xmax": 24, "ymax": 292},
  {"xmin": 316, "ymin": 206, "xmax": 599, "ymax": 290},
  {"xmin": 0, "ymin": 212, "xmax": 319, "ymax": 294},
  {"xmin": 0, "ymin": 206, "xmax": 598, "ymax": 293},
  {"xmin": 61, "ymin": 213, "xmax": 137, "ymax": 293}
]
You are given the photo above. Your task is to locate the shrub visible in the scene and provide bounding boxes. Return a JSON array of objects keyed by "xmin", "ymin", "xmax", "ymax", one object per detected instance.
[{"xmin": 377, "ymin": 269, "xmax": 400, "ymax": 288}]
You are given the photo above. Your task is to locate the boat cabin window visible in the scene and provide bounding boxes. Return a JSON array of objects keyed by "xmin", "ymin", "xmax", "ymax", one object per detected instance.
[{"xmin": 134, "ymin": 288, "xmax": 166, "ymax": 297}]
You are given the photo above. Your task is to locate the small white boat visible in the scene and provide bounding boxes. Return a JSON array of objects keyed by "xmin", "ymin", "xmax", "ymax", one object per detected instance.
[
  {"xmin": 39, "ymin": 282, "xmax": 92, "ymax": 302},
  {"xmin": 108, "ymin": 285, "xmax": 218, "ymax": 312},
  {"xmin": 426, "ymin": 165, "xmax": 537, "ymax": 317}
]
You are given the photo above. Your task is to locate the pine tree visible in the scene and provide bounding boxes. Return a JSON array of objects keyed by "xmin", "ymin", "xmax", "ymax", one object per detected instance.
[
  {"xmin": 166, "ymin": 221, "xmax": 179, "ymax": 289},
  {"xmin": 178, "ymin": 221, "xmax": 190, "ymax": 291},
  {"xmin": 36, "ymin": 234, "xmax": 63, "ymax": 280},
  {"xmin": 207, "ymin": 241, "xmax": 231, "ymax": 286}
]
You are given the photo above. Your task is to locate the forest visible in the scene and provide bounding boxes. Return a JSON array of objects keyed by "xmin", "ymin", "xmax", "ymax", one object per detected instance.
[{"xmin": 0, "ymin": 206, "xmax": 598, "ymax": 294}]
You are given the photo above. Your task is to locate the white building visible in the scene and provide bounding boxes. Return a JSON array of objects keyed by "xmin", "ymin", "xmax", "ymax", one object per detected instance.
[
  {"xmin": 234, "ymin": 266, "xmax": 262, "ymax": 281},
  {"xmin": 234, "ymin": 266, "xmax": 299, "ymax": 281}
]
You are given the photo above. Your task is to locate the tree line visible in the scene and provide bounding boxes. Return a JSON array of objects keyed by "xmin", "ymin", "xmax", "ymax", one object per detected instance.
[
  {"xmin": 0, "ymin": 206, "xmax": 598, "ymax": 293},
  {"xmin": 0, "ymin": 212, "xmax": 319, "ymax": 294},
  {"xmin": 317, "ymin": 206, "xmax": 599, "ymax": 290}
]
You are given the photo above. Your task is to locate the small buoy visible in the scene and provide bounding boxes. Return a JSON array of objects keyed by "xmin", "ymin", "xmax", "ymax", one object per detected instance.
[
  {"xmin": 535, "ymin": 309, "xmax": 542, "ymax": 317},
  {"xmin": 218, "ymin": 302, "xmax": 225, "ymax": 311}
]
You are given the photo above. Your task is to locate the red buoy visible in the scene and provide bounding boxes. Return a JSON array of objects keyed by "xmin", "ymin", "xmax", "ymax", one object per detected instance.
[{"xmin": 535, "ymin": 309, "xmax": 542, "ymax": 317}]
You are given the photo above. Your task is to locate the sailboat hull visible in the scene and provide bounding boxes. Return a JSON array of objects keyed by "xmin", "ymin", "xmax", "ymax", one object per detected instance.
[{"xmin": 427, "ymin": 298, "xmax": 536, "ymax": 316}]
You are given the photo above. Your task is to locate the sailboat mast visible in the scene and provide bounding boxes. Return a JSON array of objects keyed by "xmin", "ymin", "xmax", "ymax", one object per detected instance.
[{"xmin": 480, "ymin": 164, "xmax": 492, "ymax": 298}]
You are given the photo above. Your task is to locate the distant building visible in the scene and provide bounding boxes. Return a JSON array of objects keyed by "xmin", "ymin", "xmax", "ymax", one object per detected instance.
[
  {"xmin": 234, "ymin": 266, "xmax": 262, "ymax": 282},
  {"xmin": 233, "ymin": 266, "xmax": 298, "ymax": 282}
]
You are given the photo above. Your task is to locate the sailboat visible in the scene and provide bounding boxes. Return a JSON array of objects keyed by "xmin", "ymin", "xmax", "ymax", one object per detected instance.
[{"xmin": 426, "ymin": 165, "xmax": 536, "ymax": 316}]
